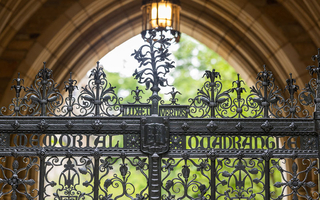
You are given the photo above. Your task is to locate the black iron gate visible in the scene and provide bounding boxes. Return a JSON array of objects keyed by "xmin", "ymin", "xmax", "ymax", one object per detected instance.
[{"xmin": 0, "ymin": 32, "xmax": 319, "ymax": 199}]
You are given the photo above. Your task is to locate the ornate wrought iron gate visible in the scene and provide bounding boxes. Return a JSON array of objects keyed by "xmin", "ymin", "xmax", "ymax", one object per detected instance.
[{"xmin": 0, "ymin": 32, "xmax": 319, "ymax": 200}]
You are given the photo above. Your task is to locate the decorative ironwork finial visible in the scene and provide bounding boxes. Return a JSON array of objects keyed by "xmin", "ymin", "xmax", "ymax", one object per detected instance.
[
  {"xmin": 132, "ymin": 31, "xmax": 175, "ymax": 114},
  {"xmin": 37, "ymin": 62, "xmax": 52, "ymax": 81},
  {"xmin": 231, "ymin": 74, "xmax": 246, "ymax": 100},
  {"xmin": 203, "ymin": 69, "xmax": 221, "ymax": 86},
  {"xmin": 63, "ymin": 72, "xmax": 78, "ymax": 116},
  {"xmin": 256, "ymin": 64, "xmax": 274, "ymax": 86},
  {"xmin": 11, "ymin": 72, "xmax": 25, "ymax": 98},
  {"xmin": 307, "ymin": 48, "xmax": 320, "ymax": 77},
  {"xmin": 250, "ymin": 65, "xmax": 281, "ymax": 118},
  {"xmin": 307, "ymin": 49, "xmax": 320, "ymax": 116},
  {"xmin": 77, "ymin": 61, "xmax": 122, "ymax": 116},
  {"xmin": 285, "ymin": 73, "xmax": 299, "ymax": 97},
  {"xmin": 188, "ymin": 68, "xmax": 231, "ymax": 118},
  {"xmin": 130, "ymin": 86, "xmax": 144, "ymax": 104},
  {"xmin": 165, "ymin": 87, "xmax": 181, "ymax": 105},
  {"xmin": 64, "ymin": 72, "xmax": 78, "ymax": 97}
]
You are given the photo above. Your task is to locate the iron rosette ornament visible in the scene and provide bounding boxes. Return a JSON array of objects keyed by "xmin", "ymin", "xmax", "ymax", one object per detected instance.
[{"xmin": 0, "ymin": 157, "xmax": 39, "ymax": 200}]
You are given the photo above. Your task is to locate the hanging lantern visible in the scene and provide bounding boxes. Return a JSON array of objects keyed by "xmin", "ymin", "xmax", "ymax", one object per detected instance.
[{"xmin": 141, "ymin": 0, "xmax": 181, "ymax": 42}]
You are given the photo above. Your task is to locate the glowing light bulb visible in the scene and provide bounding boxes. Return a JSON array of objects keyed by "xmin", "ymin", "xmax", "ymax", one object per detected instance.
[{"xmin": 151, "ymin": 2, "xmax": 172, "ymax": 29}]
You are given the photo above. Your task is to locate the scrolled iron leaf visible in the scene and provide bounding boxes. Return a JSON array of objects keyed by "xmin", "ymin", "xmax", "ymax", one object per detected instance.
[
  {"xmin": 48, "ymin": 95, "xmax": 58, "ymax": 102},
  {"xmin": 145, "ymin": 80, "xmax": 151, "ymax": 90},
  {"xmin": 12, "ymin": 160, "xmax": 19, "ymax": 170},
  {"xmin": 292, "ymin": 162, "xmax": 298, "ymax": 174},
  {"xmin": 221, "ymin": 180, "xmax": 227, "ymax": 186},
  {"xmin": 253, "ymin": 178, "xmax": 260, "ymax": 184},
  {"xmin": 182, "ymin": 165, "xmax": 190, "ymax": 179},
  {"xmin": 24, "ymin": 179, "xmax": 36, "ymax": 186},
  {"xmin": 306, "ymin": 181, "xmax": 316, "ymax": 188},
  {"xmin": 120, "ymin": 164, "xmax": 128, "ymax": 177},
  {"xmin": 311, "ymin": 160, "xmax": 317, "ymax": 167},
  {"xmin": 217, "ymin": 97, "xmax": 228, "ymax": 103},
  {"xmin": 104, "ymin": 179, "xmax": 112, "ymax": 190},
  {"xmin": 199, "ymin": 184, "xmax": 206, "ymax": 193},
  {"xmin": 165, "ymin": 180, "xmax": 173, "ymax": 190},
  {"xmin": 32, "ymin": 157, "xmax": 38, "ymax": 163},
  {"xmin": 222, "ymin": 171, "xmax": 231, "ymax": 177},
  {"xmin": 274, "ymin": 182, "xmax": 284, "ymax": 188},
  {"xmin": 45, "ymin": 161, "xmax": 52, "ymax": 166},
  {"xmin": 79, "ymin": 167, "xmax": 88, "ymax": 175},
  {"xmin": 249, "ymin": 168, "xmax": 259, "ymax": 174},
  {"xmin": 101, "ymin": 194, "xmax": 113, "ymax": 200},
  {"xmin": 49, "ymin": 181, "xmax": 56, "ymax": 187}
]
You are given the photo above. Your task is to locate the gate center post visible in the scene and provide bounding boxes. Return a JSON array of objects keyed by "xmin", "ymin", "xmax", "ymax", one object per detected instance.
[{"xmin": 140, "ymin": 116, "xmax": 170, "ymax": 199}]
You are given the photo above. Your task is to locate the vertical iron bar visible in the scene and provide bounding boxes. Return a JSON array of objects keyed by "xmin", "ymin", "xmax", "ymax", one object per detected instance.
[
  {"xmin": 39, "ymin": 156, "xmax": 45, "ymax": 200},
  {"xmin": 94, "ymin": 156, "xmax": 100, "ymax": 199},
  {"xmin": 150, "ymin": 39, "xmax": 159, "ymax": 116},
  {"xmin": 95, "ymin": 62, "xmax": 100, "ymax": 116},
  {"xmin": 149, "ymin": 153, "xmax": 161, "ymax": 199},
  {"xmin": 265, "ymin": 159, "xmax": 270, "ymax": 200},
  {"xmin": 211, "ymin": 158, "xmax": 216, "ymax": 200},
  {"xmin": 315, "ymin": 51, "xmax": 320, "ymax": 199},
  {"xmin": 310, "ymin": 49, "xmax": 320, "ymax": 196},
  {"xmin": 41, "ymin": 62, "xmax": 47, "ymax": 116},
  {"xmin": 263, "ymin": 79, "xmax": 268, "ymax": 118},
  {"xmin": 210, "ymin": 83, "xmax": 215, "ymax": 118}
]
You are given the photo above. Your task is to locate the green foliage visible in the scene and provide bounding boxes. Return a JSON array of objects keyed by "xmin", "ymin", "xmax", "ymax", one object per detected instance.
[
  {"xmin": 105, "ymin": 33, "xmax": 250, "ymax": 106},
  {"xmin": 170, "ymin": 34, "xmax": 250, "ymax": 105}
]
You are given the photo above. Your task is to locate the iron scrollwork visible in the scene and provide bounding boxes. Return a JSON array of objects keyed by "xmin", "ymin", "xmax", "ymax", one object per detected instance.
[
  {"xmin": 249, "ymin": 65, "xmax": 284, "ymax": 118},
  {"xmin": 99, "ymin": 152, "xmax": 149, "ymax": 200},
  {"xmin": 1, "ymin": 63, "xmax": 63, "ymax": 116},
  {"xmin": 161, "ymin": 152, "xmax": 211, "ymax": 200},
  {"xmin": 24, "ymin": 62, "xmax": 63, "ymax": 116},
  {"xmin": 77, "ymin": 62, "xmax": 122, "ymax": 116},
  {"xmin": 44, "ymin": 156, "xmax": 94, "ymax": 199},
  {"xmin": 188, "ymin": 69, "xmax": 232, "ymax": 118},
  {"xmin": 216, "ymin": 157, "xmax": 265, "ymax": 199}
]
